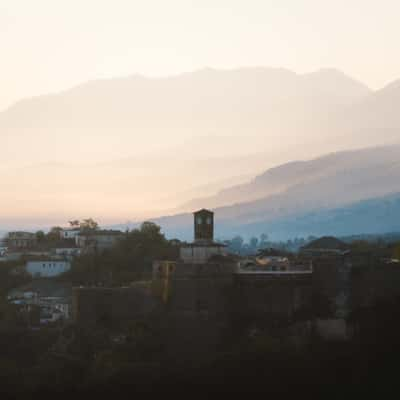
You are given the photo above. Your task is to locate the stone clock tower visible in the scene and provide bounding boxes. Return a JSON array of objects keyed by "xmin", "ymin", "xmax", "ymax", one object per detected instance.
[{"xmin": 194, "ymin": 209, "xmax": 214, "ymax": 243}]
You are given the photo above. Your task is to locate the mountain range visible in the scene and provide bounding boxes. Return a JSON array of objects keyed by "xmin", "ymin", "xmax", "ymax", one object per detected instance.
[
  {"xmin": 0, "ymin": 67, "xmax": 373, "ymax": 167},
  {"xmin": 1, "ymin": 67, "xmax": 400, "ymax": 227},
  {"xmin": 130, "ymin": 145, "xmax": 400, "ymax": 240}
]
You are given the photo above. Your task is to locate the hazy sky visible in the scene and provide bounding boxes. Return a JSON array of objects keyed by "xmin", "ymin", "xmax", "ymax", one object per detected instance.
[{"xmin": 1, "ymin": 0, "xmax": 400, "ymax": 111}]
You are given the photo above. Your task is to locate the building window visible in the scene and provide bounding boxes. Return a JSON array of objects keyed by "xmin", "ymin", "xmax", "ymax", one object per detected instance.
[
  {"xmin": 196, "ymin": 217, "xmax": 202, "ymax": 225},
  {"xmin": 206, "ymin": 217, "xmax": 212, "ymax": 224}
]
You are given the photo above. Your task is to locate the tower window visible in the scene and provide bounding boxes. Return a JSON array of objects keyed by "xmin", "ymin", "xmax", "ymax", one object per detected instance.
[
  {"xmin": 206, "ymin": 217, "xmax": 212, "ymax": 224},
  {"xmin": 196, "ymin": 217, "xmax": 202, "ymax": 225}
]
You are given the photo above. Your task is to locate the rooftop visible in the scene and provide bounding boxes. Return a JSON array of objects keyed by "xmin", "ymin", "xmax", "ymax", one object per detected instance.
[
  {"xmin": 301, "ymin": 236, "xmax": 349, "ymax": 252},
  {"xmin": 193, "ymin": 208, "xmax": 213, "ymax": 215},
  {"xmin": 180, "ymin": 241, "xmax": 226, "ymax": 248}
]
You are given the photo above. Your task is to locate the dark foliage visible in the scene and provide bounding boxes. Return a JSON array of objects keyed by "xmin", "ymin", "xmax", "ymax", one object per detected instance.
[
  {"xmin": 67, "ymin": 222, "xmax": 179, "ymax": 286},
  {"xmin": 0, "ymin": 296, "xmax": 399, "ymax": 396}
]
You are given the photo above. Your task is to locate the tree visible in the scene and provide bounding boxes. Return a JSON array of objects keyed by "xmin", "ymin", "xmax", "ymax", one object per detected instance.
[
  {"xmin": 47, "ymin": 226, "xmax": 63, "ymax": 241},
  {"xmin": 259, "ymin": 233, "xmax": 269, "ymax": 248},
  {"xmin": 79, "ymin": 218, "xmax": 99, "ymax": 233},
  {"xmin": 140, "ymin": 221, "xmax": 161, "ymax": 237},
  {"xmin": 249, "ymin": 237, "xmax": 259, "ymax": 249},
  {"xmin": 69, "ymin": 220, "xmax": 80, "ymax": 228},
  {"xmin": 35, "ymin": 231, "xmax": 45, "ymax": 243},
  {"xmin": 67, "ymin": 222, "xmax": 178, "ymax": 286},
  {"xmin": 229, "ymin": 236, "xmax": 244, "ymax": 254}
]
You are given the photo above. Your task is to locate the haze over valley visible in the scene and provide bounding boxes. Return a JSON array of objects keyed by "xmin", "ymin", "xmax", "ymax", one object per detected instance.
[{"xmin": 1, "ymin": 67, "xmax": 400, "ymax": 234}]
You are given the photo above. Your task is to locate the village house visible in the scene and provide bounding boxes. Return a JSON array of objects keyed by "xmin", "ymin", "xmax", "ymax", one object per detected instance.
[
  {"xmin": 8, "ymin": 280, "xmax": 72, "ymax": 324},
  {"xmin": 60, "ymin": 228, "xmax": 81, "ymax": 241},
  {"xmin": 76, "ymin": 229, "xmax": 124, "ymax": 252},
  {"xmin": 26, "ymin": 260, "xmax": 71, "ymax": 278},
  {"xmin": 6, "ymin": 231, "xmax": 37, "ymax": 249}
]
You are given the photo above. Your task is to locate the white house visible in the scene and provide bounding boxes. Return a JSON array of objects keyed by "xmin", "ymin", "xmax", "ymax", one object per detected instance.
[
  {"xmin": 26, "ymin": 261, "xmax": 71, "ymax": 278},
  {"xmin": 60, "ymin": 229, "xmax": 80, "ymax": 241}
]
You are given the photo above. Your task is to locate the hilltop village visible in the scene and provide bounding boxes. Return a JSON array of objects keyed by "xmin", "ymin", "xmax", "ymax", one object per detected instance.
[{"xmin": 1, "ymin": 210, "xmax": 400, "ymax": 392}]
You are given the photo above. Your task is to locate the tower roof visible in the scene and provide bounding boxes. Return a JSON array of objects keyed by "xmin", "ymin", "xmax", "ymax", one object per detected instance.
[{"xmin": 193, "ymin": 208, "xmax": 213, "ymax": 215}]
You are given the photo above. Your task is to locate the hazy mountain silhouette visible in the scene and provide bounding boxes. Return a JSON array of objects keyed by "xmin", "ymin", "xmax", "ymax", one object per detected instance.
[
  {"xmin": 0, "ymin": 67, "xmax": 371, "ymax": 168},
  {"xmin": 330, "ymin": 78, "xmax": 400, "ymax": 148},
  {"xmin": 2, "ymin": 67, "xmax": 400, "ymax": 224},
  {"xmin": 141, "ymin": 145, "xmax": 400, "ymax": 240},
  {"xmin": 178, "ymin": 145, "xmax": 400, "ymax": 210},
  {"xmin": 121, "ymin": 192, "xmax": 400, "ymax": 241},
  {"xmin": 242, "ymin": 192, "xmax": 400, "ymax": 240}
]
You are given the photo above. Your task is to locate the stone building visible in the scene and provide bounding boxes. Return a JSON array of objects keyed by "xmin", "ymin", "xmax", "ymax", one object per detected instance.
[
  {"xmin": 6, "ymin": 231, "xmax": 37, "ymax": 249},
  {"xmin": 152, "ymin": 209, "xmax": 236, "ymax": 360},
  {"xmin": 152, "ymin": 209, "xmax": 316, "ymax": 359},
  {"xmin": 76, "ymin": 230, "xmax": 124, "ymax": 253},
  {"xmin": 300, "ymin": 237, "xmax": 352, "ymax": 318},
  {"xmin": 179, "ymin": 208, "xmax": 226, "ymax": 263},
  {"xmin": 72, "ymin": 212, "xmax": 377, "ymax": 355},
  {"xmin": 350, "ymin": 253, "xmax": 400, "ymax": 309}
]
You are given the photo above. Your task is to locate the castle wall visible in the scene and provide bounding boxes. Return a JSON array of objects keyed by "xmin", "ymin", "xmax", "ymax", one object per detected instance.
[
  {"xmin": 233, "ymin": 272, "xmax": 313, "ymax": 319},
  {"xmin": 72, "ymin": 286, "xmax": 159, "ymax": 326},
  {"xmin": 311, "ymin": 254, "xmax": 352, "ymax": 318},
  {"xmin": 351, "ymin": 262, "xmax": 400, "ymax": 309},
  {"xmin": 156, "ymin": 261, "xmax": 236, "ymax": 361}
]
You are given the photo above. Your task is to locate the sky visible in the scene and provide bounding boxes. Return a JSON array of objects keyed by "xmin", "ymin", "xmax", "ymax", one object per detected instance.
[
  {"xmin": 1, "ymin": 0, "xmax": 400, "ymax": 229},
  {"xmin": 1, "ymin": 0, "xmax": 400, "ymax": 111}
]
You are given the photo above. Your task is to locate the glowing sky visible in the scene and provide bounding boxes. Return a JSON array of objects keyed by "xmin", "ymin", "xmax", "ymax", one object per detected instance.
[{"xmin": 1, "ymin": 0, "xmax": 400, "ymax": 111}]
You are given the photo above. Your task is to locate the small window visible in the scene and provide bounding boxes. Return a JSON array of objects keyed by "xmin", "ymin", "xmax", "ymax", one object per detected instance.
[
  {"xmin": 196, "ymin": 217, "xmax": 202, "ymax": 225},
  {"xmin": 206, "ymin": 217, "xmax": 212, "ymax": 225}
]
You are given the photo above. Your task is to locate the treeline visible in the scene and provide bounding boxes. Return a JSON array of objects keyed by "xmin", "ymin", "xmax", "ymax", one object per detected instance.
[
  {"xmin": 222, "ymin": 234, "xmax": 318, "ymax": 255},
  {"xmin": 66, "ymin": 222, "xmax": 179, "ymax": 286},
  {"xmin": 223, "ymin": 231, "xmax": 400, "ymax": 256},
  {"xmin": 341, "ymin": 231, "xmax": 400, "ymax": 245}
]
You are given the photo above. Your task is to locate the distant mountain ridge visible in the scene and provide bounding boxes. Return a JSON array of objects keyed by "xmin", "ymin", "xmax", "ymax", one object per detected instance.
[
  {"xmin": 139, "ymin": 191, "xmax": 400, "ymax": 241},
  {"xmin": 242, "ymin": 192, "xmax": 400, "ymax": 240},
  {"xmin": 138, "ymin": 145, "xmax": 400, "ymax": 240},
  {"xmin": 1, "ymin": 66, "xmax": 400, "ymax": 224},
  {"xmin": 179, "ymin": 145, "xmax": 400, "ymax": 211},
  {"xmin": 0, "ymin": 67, "xmax": 372, "ymax": 167}
]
